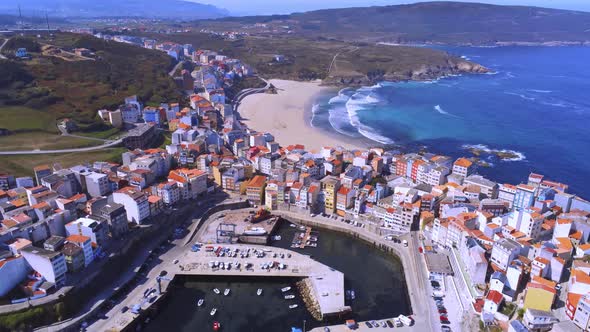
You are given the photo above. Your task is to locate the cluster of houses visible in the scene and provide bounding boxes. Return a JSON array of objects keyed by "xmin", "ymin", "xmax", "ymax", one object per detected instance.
[
  {"xmin": 2, "ymin": 33, "xmax": 590, "ymax": 332},
  {"xmin": 420, "ymin": 168, "xmax": 590, "ymax": 330},
  {"xmin": 0, "ymin": 150, "xmax": 212, "ymax": 301}
]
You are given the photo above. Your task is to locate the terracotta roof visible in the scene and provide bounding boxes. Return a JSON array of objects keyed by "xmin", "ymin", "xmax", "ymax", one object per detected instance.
[
  {"xmin": 454, "ymin": 158, "xmax": 473, "ymax": 168},
  {"xmin": 486, "ymin": 290, "xmax": 503, "ymax": 304},
  {"xmin": 66, "ymin": 234, "xmax": 90, "ymax": 243}
]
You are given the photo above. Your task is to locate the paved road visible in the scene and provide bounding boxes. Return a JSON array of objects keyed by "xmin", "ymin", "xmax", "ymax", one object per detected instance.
[
  {"xmin": 0, "ymin": 37, "xmax": 8, "ymax": 59},
  {"xmin": 231, "ymin": 76, "xmax": 270, "ymax": 118},
  {"xmin": 169, "ymin": 61, "xmax": 184, "ymax": 77},
  {"xmin": 0, "ymin": 138, "xmax": 123, "ymax": 155}
]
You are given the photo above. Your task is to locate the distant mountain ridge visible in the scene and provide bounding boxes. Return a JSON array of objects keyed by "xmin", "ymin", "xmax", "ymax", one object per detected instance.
[
  {"xmin": 0, "ymin": 0, "xmax": 228, "ymax": 19},
  {"xmin": 213, "ymin": 1, "xmax": 590, "ymax": 45}
]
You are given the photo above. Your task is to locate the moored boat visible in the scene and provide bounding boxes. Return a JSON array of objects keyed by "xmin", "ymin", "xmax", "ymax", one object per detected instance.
[
  {"xmin": 197, "ymin": 299, "xmax": 204, "ymax": 307},
  {"xmin": 257, "ymin": 288, "xmax": 263, "ymax": 296},
  {"xmin": 210, "ymin": 308, "xmax": 217, "ymax": 316},
  {"xmin": 289, "ymin": 304, "xmax": 298, "ymax": 309},
  {"xmin": 281, "ymin": 286, "xmax": 291, "ymax": 292},
  {"xmin": 213, "ymin": 321, "xmax": 221, "ymax": 331},
  {"xmin": 213, "ymin": 288, "xmax": 220, "ymax": 294},
  {"xmin": 284, "ymin": 295, "xmax": 295, "ymax": 300},
  {"xmin": 224, "ymin": 288, "xmax": 230, "ymax": 296}
]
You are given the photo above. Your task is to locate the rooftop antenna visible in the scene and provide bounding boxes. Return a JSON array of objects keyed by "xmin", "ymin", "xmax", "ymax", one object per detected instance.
[{"xmin": 18, "ymin": 4, "xmax": 23, "ymax": 31}]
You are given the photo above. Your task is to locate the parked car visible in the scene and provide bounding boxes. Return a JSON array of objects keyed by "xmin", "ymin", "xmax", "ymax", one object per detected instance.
[
  {"xmin": 364, "ymin": 321, "xmax": 373, "ymax": 328},
  {"xmin": 121, "ymin": 306, "xmax": 129, "ymax": 313}
]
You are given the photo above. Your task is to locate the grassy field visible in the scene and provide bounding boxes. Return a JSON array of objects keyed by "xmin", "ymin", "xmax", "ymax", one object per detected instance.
[
  {"xmin": 0, "ymin": 147, "xmax": 127, "ymax": 177},
  {"xmin": 0, "ymin": 132, "xmax": 104, "ymax": 151},
  {"xmin": 0, "ymin": 107, "xmax": 58, "ymax": 133},
  {"xmin": 71, "ymin": 127, "xmax": 122, "ymax": 140}
]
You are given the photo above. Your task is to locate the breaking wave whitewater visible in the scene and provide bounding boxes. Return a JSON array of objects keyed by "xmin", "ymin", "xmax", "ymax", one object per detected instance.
[{"xmin": 322, "ymin": 86, "xmax": 395, "ymax": 145}]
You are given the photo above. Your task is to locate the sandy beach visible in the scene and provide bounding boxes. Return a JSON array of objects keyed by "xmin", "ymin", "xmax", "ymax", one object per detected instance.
[{"xmin": 238, "ymin": 79, "xmax": 367, "ymax": 151}]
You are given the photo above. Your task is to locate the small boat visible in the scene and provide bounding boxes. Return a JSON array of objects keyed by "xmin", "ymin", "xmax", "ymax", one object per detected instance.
[
  {"xmin": 224, "ymin": 288, "xmax": 230, "ymax": 296},
  {"xmin": 210, "ymin": 308, "xmax": 217, "ymax": 316},
  {"xmin": 350, "ymin": 290, "xmax": 355, "ymax": 300},
  {"xmin": 197, "ymin": 299, "xmax": 204, "ymax": 307},
  {"xmin": 290, "ymin": 223, "xmax": 297, "ymax": 228},
  {"xmin": 213, "ymin": 321, "xmax": 221, "ymax": 331},
  {"xmin": 213, "ymin": 288, "xmax": 220, "ymax": 294},
  {"xmin": 244, "ymin": 227, "xmax": 267, "ymax": 236},
  {"xmin": 284, "ymin": 295, "xmax": 295, "ymax": 300},
  {"xmin": 281, "ymin": 287, "xmax": 291, "ymax": 292},
  {"xmin": 257, "ymin": 288, "xmax": 263, "ymax": 296},
  {"xmin": 289, "ymin": 304, "xmax": 298, "ymax": 309},
  {"xmin": 272, "ymin": 235, "xmax": 282, "ymax": 241},
  {"xmin": 298, "ymin": 226, "xmax": 306, "ymax": 230}
]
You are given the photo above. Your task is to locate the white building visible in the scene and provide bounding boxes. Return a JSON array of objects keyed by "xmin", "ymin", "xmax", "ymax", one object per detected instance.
[
  {"xmin": 112, "ymin": 187, "xmax": 150, "ymax": 224},
  {"xmin": 65, "ymin": 217, "xmax": 108, "ymax": 247},
  {"xmin": 21, "ymin": 246, "xmax": 67, "ymax": 285},
  {"xmin": 491, "ymin": 238, "xmax": 521, "ymax": 271},
  {"xmin": 85, "ymin": 172, "xmax": 111, "ymax": 198}
]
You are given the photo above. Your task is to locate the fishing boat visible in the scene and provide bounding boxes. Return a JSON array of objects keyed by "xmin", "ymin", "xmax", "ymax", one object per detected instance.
[
  {"xmin": 289, "ymin": 304, "xmax": 298, "ymax": 309},
  {"xmin": 213, "ymin": 288, "xmax": 220, "ymax": 294},
  {"xmin": 213, "ymin": 321, "xmax": 221, "ymax": 331},
  {"xmin": 210, "ymin": 308, "xmax": 217, "ymax": 316},
  {"xmin": 224, "ymin": 288, "xmax": 230, "ymax": 296},
  {"xmin": 197, "ymin": 299, "xmax": 204, "ymax": 307},
  {"xmin": 284, "ymin": 295, "xmax": 295, "ymax": 300},
  {"xmin": 244, "ymin": 227, "xmax": 267, "ymax": 236},
  {"xmin": 257, "ymin": 288, "xmax": 263, "ymax": 296},
  {"xmin": 281, "ymin": 286, "xmax": 291, "ymax": 292}
]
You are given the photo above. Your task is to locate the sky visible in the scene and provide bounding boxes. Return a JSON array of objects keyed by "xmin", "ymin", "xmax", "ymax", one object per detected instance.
[{"xmin": 194, "ymin": 0, "xmax": 590, "ymax": 15}]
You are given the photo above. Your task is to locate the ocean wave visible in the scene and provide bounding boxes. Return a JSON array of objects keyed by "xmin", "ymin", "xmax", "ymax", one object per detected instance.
[
  {"xmin": 462, "ymin": 144, "xmax": 526, "ymax": 162},
  {"xmin": 527, "ymin": 89, "xmax": 553, "ymax": 93},
  {"xmin": 309, "ymin": 104, "xmax": 319, "ymax": 128},
  {"xmin": 504, "ymin": 91, "xmax": 536, "ymax": 101},
  {"xmin": 434, "ymin": 105, "xmax": 460, "ymax": 118}
]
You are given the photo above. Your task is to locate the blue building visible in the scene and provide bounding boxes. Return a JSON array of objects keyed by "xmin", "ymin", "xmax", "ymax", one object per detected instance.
[{"xmin": 513, "ymin": 184, "xmax": 535, "ymax": 211}]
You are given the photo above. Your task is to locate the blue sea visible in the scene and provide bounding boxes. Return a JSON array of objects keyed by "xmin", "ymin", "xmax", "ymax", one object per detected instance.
[{"xmin": 312, "ymin": 46, "xmax": 590, "ymax": 198}]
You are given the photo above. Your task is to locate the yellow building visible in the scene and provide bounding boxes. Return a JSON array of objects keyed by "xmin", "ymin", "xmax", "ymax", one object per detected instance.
[
  {"xmin": 523, "ymin": 281, "xmax": 556, "ymax": 312},
  {"xmin": 321, "ymin": 175, "xmax": 340, "ymax": 215},
  {"xmin": 246, "ymin": 175, "xmax": 267, "ymax": 205}
]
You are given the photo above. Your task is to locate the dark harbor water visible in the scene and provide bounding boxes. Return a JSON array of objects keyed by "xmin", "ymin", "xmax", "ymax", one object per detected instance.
[{"xmin": 144, "ymin": 222, "xmax": 409, "ymax": 332}]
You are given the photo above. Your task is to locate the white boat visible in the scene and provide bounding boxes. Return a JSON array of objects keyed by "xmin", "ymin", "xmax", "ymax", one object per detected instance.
[
  {"xmin": 272, "ymin": 235, "xmax": 282, "ymax": 240},
  {"xmin": 224, "ymin": 288, "xmax": 230, "ymax": 296},
  {"xmin": 244, "ymin": 227, "xmax": 267, "ymax": 236},
  {"xmin": 197, "ymin": 299, "xmax": 204, "ymax": 307},
  {"xmin": 210, "ymin": 308, "xmax": 217, "ymax": 316},
  {"xmin": 284, "ymin": 295, "xmax": 295, "ymax": 300},
  {"xmin": 289, "ymin": 304, "xmax": 298, "ymax": 309},
  {"xmin": 257, "ymin": 288, "xmax": 263, "ymax": 296},
  {"xmin": 290, "ymin": 223, "xmax": 297, "ymax": 228},
  {"xmin": 281, "ymin": 287, "xmax": 291, "ymax": 292},
  {"xmin": 213, "ymin": 288, "xmax": 220, "ymax": 294}
]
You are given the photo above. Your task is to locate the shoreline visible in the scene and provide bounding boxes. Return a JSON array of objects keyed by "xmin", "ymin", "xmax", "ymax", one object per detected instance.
[{"xmin": 237, "ymin": 79, "xmax": 373, "ymax": 152}]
